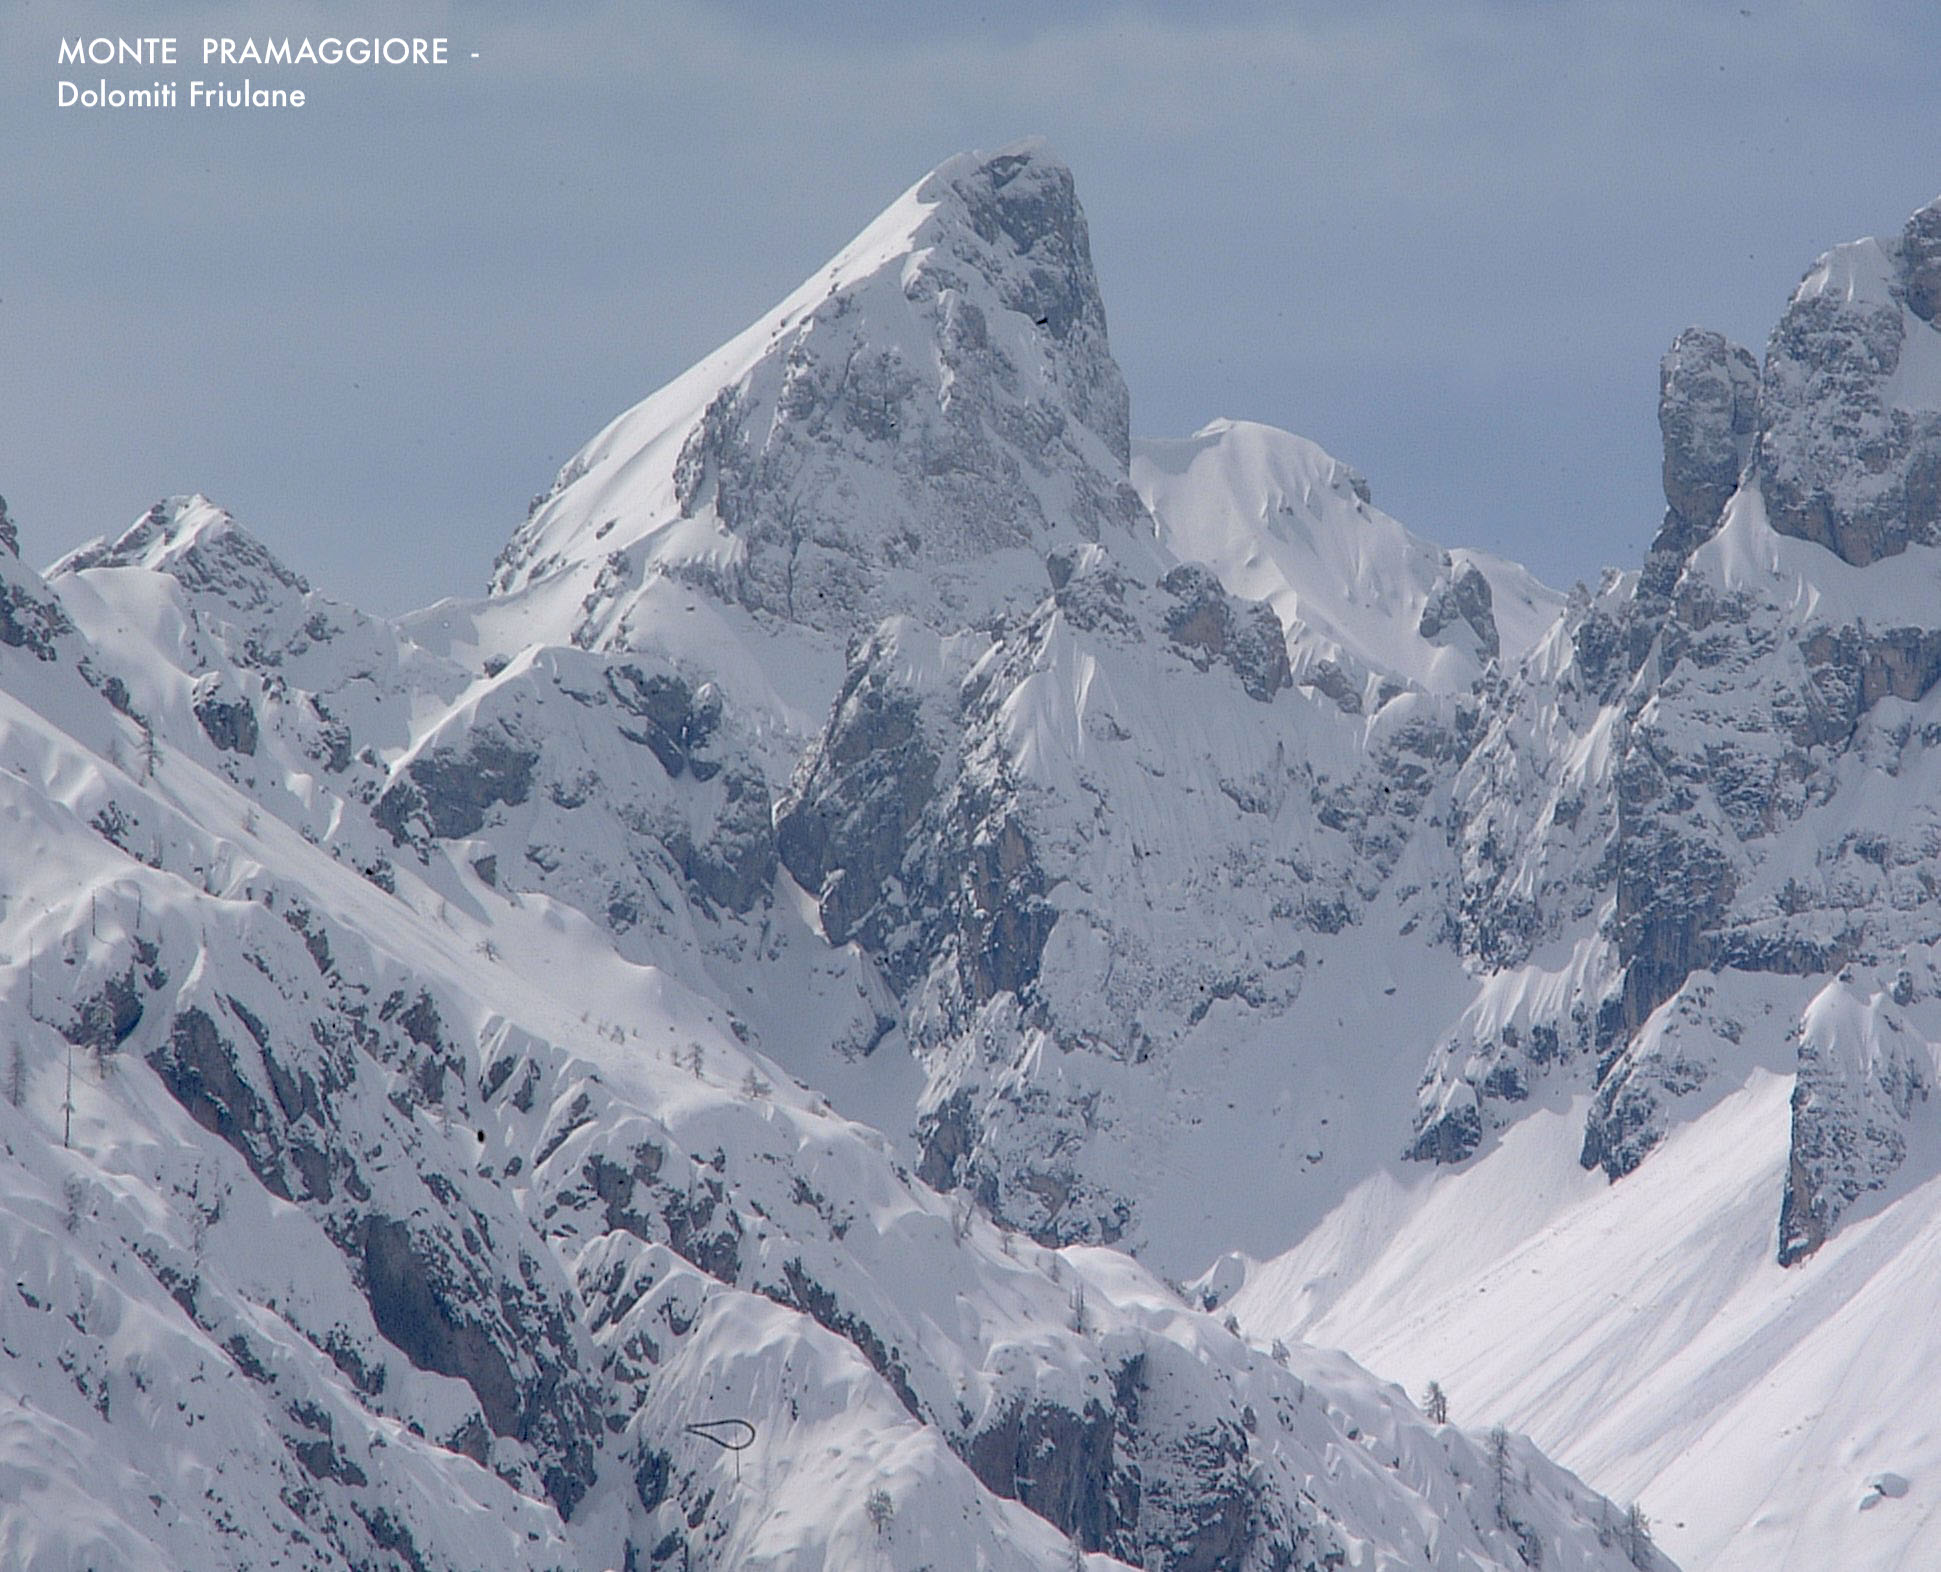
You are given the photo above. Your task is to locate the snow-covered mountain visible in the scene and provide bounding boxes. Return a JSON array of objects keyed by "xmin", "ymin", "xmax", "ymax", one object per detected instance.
[
  {"xmin": 8, "ymin": 139, "xmax": 1937, "ymax": 1571},
  {"xmin": 1223, "ymin": 196, "xmax": 1941, "ymax": 1570},
  {"xmin": 0, "ymin": 145, "xmax": 1664, "ymax": 1572}
]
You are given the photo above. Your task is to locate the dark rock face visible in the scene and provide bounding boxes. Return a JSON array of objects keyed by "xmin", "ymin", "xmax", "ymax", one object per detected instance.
[
  {"xmin": 959, "ymin": 801, "xmax": 1056, "ymax": 1007},
  {"xmin": 578, "ymin": 1143, "xmax": 745, "ymax": 1287},
  {"xmin": 361, "ymin": 1215, "xmax": 521, "ymax": 1434},
  {"xmin": 194, "ymin": 686, "xmax": 260, "ymax": 755},
  {"xmin": 948, "ymin": 145, "xmax": 1130, "ymax": 469},
  {"xmin": 1608, "ymin": 737, "xmax": 1736, "ymax": 1041},
  {"xmin": 1407, "ymin": 1099, "xmax": 1482, "ymax": 1166},
  {"xmin": 1776, "ymin": 1149, "xmax": 1830, "ymax": 1267},
  {"xmin": 608, "ymin": 666, "xmax": 721, "ymax": 780},
  {"xmin": 0, "ymin": 571, "xmax": 71, "ymax": 661},
  {"xmin": 1758, "ymin": 217, "xmax": 1941, "ymax": 566},
  {"xmin": 1902, "ymin": 199, "xmax": 1941, "ymax": 324},
  {"xmin": 961, "ymin": 1351, "xmax": 1274, "ymax": 1572},
  {"xmin": 149, "ymin": 1007, "xmax": 292, "ymax": 1201},
  {"xmin": 375, "ymin": 732, "xmax": 538, "ymax": 845},
  {"xmin": 964, "ymin": 1396, "xmax": 1132, "ymax": 1554},
  {"xmin": 1580, "ymin": 1052, "xmax": 1687, "ymax": 1182},
  {"xmin": 1657, "ymin": 328, "xmax": 1760, "ymax": 556},
  {"xmin": 1160, "ymin": 564, "xmax": 1292, "ymax": 701},
  {"xmin": 778, "ymin": 619, "xmax": 1057, "ymax": 1023},
  {"xmin": 1417, "ymin": 562, "xmax": 1500, "ymax": 661},
  {"xmin": 776, "ymin": 643, "xmax": 946, "ymax": 963},
  {"xmin": 670, "ymin": 761, "xmax": 775, "ymax": 916},
  {"xmin": 914, "ymin": 1088, "xmax": 976, "ymax": 1191},
  {"xmin": 1800, "ymin": 623, "xmax": 1941, "ymax": 742},
  {"xmin": 1777, "ymin": 989, "xmax": 1929, "ymax": 1267},
  {"xmin": 63, "ymin": 971, "xmax": 144, "ymax": 1059}
]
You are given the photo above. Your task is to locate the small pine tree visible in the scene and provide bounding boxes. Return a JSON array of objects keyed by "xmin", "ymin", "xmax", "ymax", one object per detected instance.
[
  {"xmin": 1422, "ymin": 1379, "xmax": 1449, "ymax": 1425},
  {"xmin": 1069, "ymin": 1281, "xmax": 1087, "ymax": 1335},
  {"xmin": 140, "ymin": 723, "xmax": 160, "ymax": 781},
  {"xmin": 1624, "ymin": 1502, "xmax": 1651, "ymax": 1568},
  {"xmin": 6, "ymin": 1039, "xmax": 23, "ymax": 1109},
  {"xmin": 1488, "ymin": 1425, "xmax": 1514, "ymax": 1527},
  {"xmin": 1270, "ymin": 1338, "xmax": 1290, "ymax": 1366},
  {"xmin": 865, "ymin": 1486, "xmax": 894, "ymax": 1536},
  {"xmin": 740, "ymin": 1067, "xmax": 770, "ymax": 1100}
]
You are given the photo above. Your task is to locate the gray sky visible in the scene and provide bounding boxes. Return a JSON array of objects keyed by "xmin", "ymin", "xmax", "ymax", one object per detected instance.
[{"xmin": 5, "ymin": 0, "xmax": 1938, "ymax": 613}]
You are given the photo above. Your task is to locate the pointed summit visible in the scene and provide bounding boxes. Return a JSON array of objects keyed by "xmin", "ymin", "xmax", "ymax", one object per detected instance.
[
  {"xmin": 53, "ymin": 494, "xmax": 310, "ymax": 611},
  {"xmin": 488, "ymin": 141, "xmax": 1148, "ymax": 650}
]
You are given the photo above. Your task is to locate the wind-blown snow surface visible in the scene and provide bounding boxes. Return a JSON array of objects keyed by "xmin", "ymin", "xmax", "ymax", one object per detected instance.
[
  {"xmin": 1230, "ymin": 1059, "xmax": 1941, "ymax": 1572},
  {"xmin": 0, "ymin": 147, "xmax": 1659, "ymax": 1572}
]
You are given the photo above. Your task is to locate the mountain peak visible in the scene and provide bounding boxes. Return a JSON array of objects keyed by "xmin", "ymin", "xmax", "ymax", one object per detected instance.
[
  {"xmin": 486, "ymin": 141, "xmax": 1143, "ymax": 650},
  {"xmin": 914, "ymin": 138, "xmax": 1106, "ymax": 346},
  {"xmin": 1758, "ymin": 194, "xmax": 1941, "ymax": 566},
  {"xmin": 53, "ymin": 494, "xmax": 310, "ymax": 610}
]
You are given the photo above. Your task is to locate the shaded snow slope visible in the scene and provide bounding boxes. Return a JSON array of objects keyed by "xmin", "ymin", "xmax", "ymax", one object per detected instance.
[{"xmin": 1231, "ymin": 1044, "xmax": 1941, "ymax": 1571}]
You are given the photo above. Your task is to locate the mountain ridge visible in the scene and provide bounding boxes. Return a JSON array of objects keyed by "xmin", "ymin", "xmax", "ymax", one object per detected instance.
[
  {"xmin": 10, "ymin": 145, "xmax": 1941, "ymax": 1572},
  {"xmin": 0, "ymin": 143, "xmax": 1675, "ymax": 1572}
]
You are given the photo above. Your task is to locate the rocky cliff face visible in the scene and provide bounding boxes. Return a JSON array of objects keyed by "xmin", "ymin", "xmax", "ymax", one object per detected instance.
[
  {"xmin": 1, "ymin": 492, "xmax": 1663, "ymax": 1570},
  {"xmin": 460, "ymin": 157, "xmax": 1941, "ymax": 1294},
  {"xmin": 1406, "ymin": 199, "xmax": 1941, "ymax": 1277},
  {"xmin": 1758, "ymin": 199, "xmax": 1941, "ymax": 567}
]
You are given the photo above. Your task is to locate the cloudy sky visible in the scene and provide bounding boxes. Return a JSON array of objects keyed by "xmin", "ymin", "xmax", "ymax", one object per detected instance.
[{"xmin": 5, "ymin": 0, "xmax": 1937, "ymax": 612}]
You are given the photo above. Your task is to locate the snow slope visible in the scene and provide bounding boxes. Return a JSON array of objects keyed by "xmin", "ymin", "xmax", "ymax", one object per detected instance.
[{"xmin": 1135, "ymin": 419, "xmax": 1562, "ymax": 702}]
